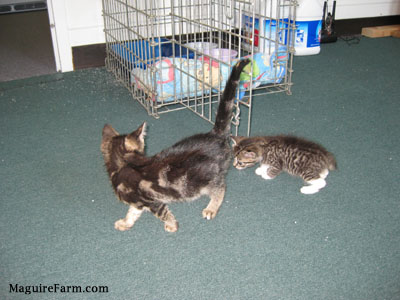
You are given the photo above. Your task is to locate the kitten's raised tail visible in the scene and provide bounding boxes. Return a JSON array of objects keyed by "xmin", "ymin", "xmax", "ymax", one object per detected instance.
[{"xmin": 212, "ymin": 58, "xmax": 251, "ymax": 136}]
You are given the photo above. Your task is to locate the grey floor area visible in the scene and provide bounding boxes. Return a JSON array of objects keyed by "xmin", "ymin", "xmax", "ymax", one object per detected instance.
[
  {"xmin": 0, "ymin": 37, "xmax": 399, "ymax": 299},
  {"xmin": 0, "ymin": 10, "xmax": 56, "ymax": 82}
]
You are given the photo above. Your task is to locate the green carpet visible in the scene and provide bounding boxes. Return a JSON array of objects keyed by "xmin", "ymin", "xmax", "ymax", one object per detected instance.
[{"xmin": 1, "ymin": 37, "xmax": 399, "ymax": 299}]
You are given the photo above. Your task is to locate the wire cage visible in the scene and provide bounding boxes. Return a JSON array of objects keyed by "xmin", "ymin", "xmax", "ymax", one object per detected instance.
[{"xmin": 102, "ymin": 0, "xmax": 296, "ymax": 135}]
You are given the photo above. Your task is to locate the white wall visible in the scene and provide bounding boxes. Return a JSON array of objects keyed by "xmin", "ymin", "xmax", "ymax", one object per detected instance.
[
  {"xmin": 65, "ymin": 0, "xmax": 105, "ymax": 46},
  {"xmin": 50, "ymin": 0, "xmax": 400, "ymax": 72},
  {"xmin": 48, "ymin": 0, "xmax": 104, "ymax": 72},
  {"xmin": 334, "ymin": 0, "xmax": 400, "ymax": 19}
]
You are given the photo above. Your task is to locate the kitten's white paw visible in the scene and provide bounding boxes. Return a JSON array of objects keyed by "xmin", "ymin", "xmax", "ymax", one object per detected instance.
[
  {"xmin": 114, "ymin": 219, "xmax": 133, "ymax": 231},
  {"xmin": 164, "ymin": 221, "xmax": 178, "ymax": 233},
  {"xmin": 300, "ymin": 186, "xmax": 320, "ymax": 194},
  {"xmin": 255, "ymin": 167, "xmax": 264, "ymax": 176},
  {"xmin": 256, "ymin": 165, "xmax": 271, "ymax": 178},
  {"xmin": 261, "ymin": 173, "xmax": 273, "ymax": 180},
  {"xmin": 202, "ymin": 208, "xmax": 218, "ymax": 220},
  {"xmin": 320, "ymin": 169, "xmax": 329, "ymax": 179},
  {"xmin": 301, "ymin": 178, "xmax": 326, "ymax": 194}
]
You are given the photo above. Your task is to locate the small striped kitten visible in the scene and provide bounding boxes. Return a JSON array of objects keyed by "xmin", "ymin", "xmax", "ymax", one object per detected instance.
[{"xmin": 231, "ymin": 135, "xmax": 337, "ymax": 194}]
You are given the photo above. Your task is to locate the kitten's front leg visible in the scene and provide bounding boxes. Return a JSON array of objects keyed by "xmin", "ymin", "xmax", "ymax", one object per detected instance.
[
  {"xmin": 150, "ymin": 203, "xmax": 178, "ymax": 232},
  {"xmin": 202, "ymin": 186, "xmax": 225, "ymax": 220},
  {"xmin": 255, "ymin": 164, "xmax": 273, "ymax": 179},
  {"xmin": 256, "ymin": 164, "xmax": 281, "ymax": 180},
  {"xmin": 114, "ymin": 205, "xmax": 143, "ymax": 231}
]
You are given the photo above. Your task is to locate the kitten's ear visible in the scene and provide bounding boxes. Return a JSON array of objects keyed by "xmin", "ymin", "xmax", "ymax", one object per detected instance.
[
  {"xmin": 102, "ymin": 124, "xmax": 119, "ymax": 140},
  {"xmin": 128, "ymin": 122, "xmax": 147, "ymax": 143},
  {"xmin": 136, "ymin": 122, "xmax": 147, "ymax": 138},
  {"xmin": 230, "ymin": 135, "xmax": 245, "ymax": 146},
  {"xmin": 125, "ymin": 122, "xmax": 147, "ymax": 152}
]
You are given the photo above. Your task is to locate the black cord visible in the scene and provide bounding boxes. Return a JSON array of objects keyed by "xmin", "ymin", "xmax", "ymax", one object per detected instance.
[{"xmin": 339, "ymin": 35, "xmax": 361, "ymax": 46}]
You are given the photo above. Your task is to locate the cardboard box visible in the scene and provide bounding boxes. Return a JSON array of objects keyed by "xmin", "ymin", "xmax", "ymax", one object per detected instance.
[{"xmin": 362, "ymin": 25, "xmax": 400, "ymax": 38}]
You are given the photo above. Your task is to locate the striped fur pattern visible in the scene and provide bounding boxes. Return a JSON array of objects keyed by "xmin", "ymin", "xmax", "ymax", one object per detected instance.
[
  {"xmin": 101, "ymin": 59, "xmax": 250, "ymax": 232},
  {"xmin": 231, "ymin": 135, "xmax": 337, "ymax": 194}
]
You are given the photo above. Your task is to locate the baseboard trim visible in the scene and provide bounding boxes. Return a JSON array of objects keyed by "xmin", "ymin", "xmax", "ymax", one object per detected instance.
[
  {"xmin": 335, "ymin": 15, "xmax": 400, "ymax": 36},
  {"xmin": 72, "ymin": 43, "xmax": 106, "ymax": 70},
  {"xmin": 72, "ymin": 15, "xmax": 400, "ymax": 70}
]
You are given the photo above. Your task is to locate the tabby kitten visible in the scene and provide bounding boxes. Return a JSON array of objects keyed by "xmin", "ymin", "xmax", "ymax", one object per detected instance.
[
  {"xmin": 231, "ymin": 135, "xmax": 337, "ymax": 194},
  {"xmin": 101, "ymin": 59, "xmax": 250, "ymax": 232}
]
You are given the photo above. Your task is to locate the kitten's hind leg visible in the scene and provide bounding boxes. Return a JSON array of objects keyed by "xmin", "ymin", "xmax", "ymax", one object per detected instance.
[
  {"xmin": 300, "ymin": 178, "xmax": 327, "ymax": 194},
  {"xmin": 150, "ymin": 203, "xmax": 178, "ymax": 233},
  {"xmin": 202, "ymin": 185, "xmax": 225, "ymax": 220},
  {"xmin": 115, "ymin": 205, "xmax": 144, "ymax": 231},
  {"xmin": 320, "ymin": 169, "xmax": 329, "ymax": 179}
]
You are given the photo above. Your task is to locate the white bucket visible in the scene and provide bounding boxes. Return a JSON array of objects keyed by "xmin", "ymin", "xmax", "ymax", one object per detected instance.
[
  {"xmin": 202, "ymin": 48, "xmax": 238, "ymax": 62},
  {"xmin": 294, "ymin": 0, "xmax": 324, "ymax": 56}
]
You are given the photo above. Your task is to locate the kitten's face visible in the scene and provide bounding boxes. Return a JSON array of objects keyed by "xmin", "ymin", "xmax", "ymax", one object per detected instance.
[
  {"xmin": 231, "ymin": 136, "xmax": 260, "ymax": 170},
  {"xmin": 101, "ymin": 123, "xmax": 147, "ymax": 163}
]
